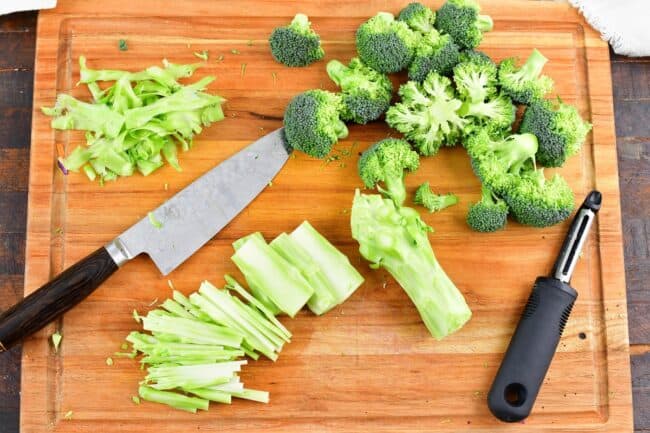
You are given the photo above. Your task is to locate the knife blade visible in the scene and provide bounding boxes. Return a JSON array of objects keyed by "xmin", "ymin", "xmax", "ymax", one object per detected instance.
[{"xmin": 0, "ymin": 128, "xmax": 291, "ymax": 352}]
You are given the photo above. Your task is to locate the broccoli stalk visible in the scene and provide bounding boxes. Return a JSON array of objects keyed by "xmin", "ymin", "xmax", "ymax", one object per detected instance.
[
  {"xmin": 283, "ymin": 90, "xmax": 348, "ymax": 158},
  {"xmin": 520, "ymin": 98, "xmax": 592, "ymax": 167},
  {"xmin": 498, "ymin": 49, "xmax": 554, "ymax": 104},
  {"xmin": 356, "ymin": 12, "xmax": 419, "ymax": 73},
  {"xmin": 326, "ymin": 58, "xmax": 393, "ymax": 124},
  {"xmin": 414, "ymin": 182, "xmax": 459, "ymax": 212},
  {"xmin": 139, "ymin": 385, "xmax": 209, "ymax": 413},
  {"xmin": 386, "ymin": 72, "xmax": 467, "ymax": 155},
  {"xmin": 269, "ymin": 14, "xmax": 324, "ymax": 67},
  {"xmin": 351, "ymin": 191, "xmax": 472, "ymax": 340},
  {"xmin": 466, "ymin": 185, "xmax": 509, "ymax": 232},
  {"xmin": 358, "ymin": 138, "xmax": 420, "ymax": 206}
]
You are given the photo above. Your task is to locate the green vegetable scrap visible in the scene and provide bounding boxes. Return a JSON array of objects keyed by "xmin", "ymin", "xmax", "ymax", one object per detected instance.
[
  {"xmin": 42, "ymin": 57, "xmax": 225, "ymax": 183},
  {"xmin": 51, "ymin": 331, "xmax": 62, "ymax": 353},
  {"xmin": 414, "ymin": 182, "xmax": 458, "ymax": 212},
  {"xmin": 148, "ymin": 212, "xmax": 163, "ymax": 229},
  {"xmin": 193, "ymin": 50, "xmax": 209, "ymax": 61},
  {"xmin": 269, "ymin": 14, "xmax": 324, "ymax": 67},
  {"xmin": 118, "ymin": 39, "xmax": 128, "ymax": 51},
  {"xmin": 351, "ymin": 191, "xmax": 472, "ymax": 339},
  {"xmin": 231, "ymin": 49, "xmax": 240, "ymax": 54}
]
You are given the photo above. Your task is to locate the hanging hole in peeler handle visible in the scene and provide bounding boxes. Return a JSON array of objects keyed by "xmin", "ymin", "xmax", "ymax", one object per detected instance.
[{"xmin": 504, "ymin": 383, "xmax": 527, "ymax": 407}]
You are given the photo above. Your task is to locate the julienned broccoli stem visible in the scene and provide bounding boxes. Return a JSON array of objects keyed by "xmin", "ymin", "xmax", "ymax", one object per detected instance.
[
  {"xmin": 476, "ymin": 14, "xmax": 493, "ymax": 32},
  {"xmin": 515, "ymin": 49, "xmax": 547, "ymax": 81}
]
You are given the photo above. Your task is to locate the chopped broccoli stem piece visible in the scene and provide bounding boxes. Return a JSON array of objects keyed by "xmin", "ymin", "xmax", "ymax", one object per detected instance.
[
  {"xmin": 414, "ymin": 182, "xmax": 459, "ymax": 212},
  {"xmin": 351, "ymin": 191, "xmax": 472, "ymax": 339},
  {"xmin": 269, "ymin": 14, "xmax": 324, "ymax": 67},
  {"xmin": 231, "ymin": 233, "xmax": 314, "ymax": 317},
  {"xmin": 145, "ymin": 361, "xmax": 245, "ymax": 390},
  {"xmin": 186, "ymin": 388, "xmax": 232, "ymax": 404},
  {"xmin": 141, "ymin": 310, "xmax": 243, "ymax": 348},
  {"xmin": 231, "ymin": 388, "xmax": 270, "ymax": 403},
  {"xmin": 466, "ymin": 185, "xmax": 509, "ymax": 232},
  {"xmin": 138, "ymin": 385, "xmax": 209, "ymax": 413}
]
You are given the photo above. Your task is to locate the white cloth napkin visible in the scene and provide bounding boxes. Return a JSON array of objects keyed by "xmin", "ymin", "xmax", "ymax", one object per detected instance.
[
  {"xmin": 569, "ymin": 0, "xmax": 650, "ymax": 57},
  {"xmin": 0, "ymin": 0, "xmax": 57, "ymax": 16}
]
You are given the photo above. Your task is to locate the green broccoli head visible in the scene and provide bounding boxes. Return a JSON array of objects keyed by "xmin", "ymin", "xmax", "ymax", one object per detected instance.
[
  {"xmin": 465, "ymin": 130, "xmax": 538, "ymax": 194},
  {"xmin": 398, "ymin": 2, "xmax": 436, "ymax": 33},
  {"xmin": 498, "ymin": 49, "xmax": 554, "ymax": 104},
  {"xmin": 386, "ymin": 72, "xmax": 467, "ymax": 156},
  {"xmin": 269, "ymin": 14, "xmax": 325, "ymax": 67},
  {"xmin": 434, "ymin": 0, "xmax": 493, "ymax": 50},
  {"xmin": 453, "ymin": 56, "xmax": 498, "ymax": 103},
  {"xmin": 414, "ymin": 182, "xmax": 459, "ymax": 212},
  {"xmin": 459, "ymin": 49, "xmax": 494, "ymax": 65},
  {"xmin": 502, "ymin": 169, "xmax": 575, "ymax": 227},
  {"xmin": 326, "ymin": 58, "xmax": 393, "ymax": 124},
  {"xmin": 356, "ymin": 12, "xmax": 420, "ymax": 73},
  {"xmin": 408, "ymin": 30, "xmax": 461, "ymax": 82},
  {"xmin": 519, "ymin": 99, "xmax": 592, "ymax": 167},
  {"xmin": 358, "ymin": 138, "xmax": 420, "ymax": 206},
  {"xmin": 283, "ymin": 90, "xmax": 348, "ymax": 158},
  {"xmin": 466, "ymin": 185, "xmax": 508, "ymax": 232},
  {"xmin": 458, "ymin": 92, "xmax": 516, "ymax": 134}
]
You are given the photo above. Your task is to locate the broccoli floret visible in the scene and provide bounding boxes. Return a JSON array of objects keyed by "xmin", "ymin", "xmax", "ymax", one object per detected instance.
[
  {"xmin": 356, "ymin": 12, "xmax": 420, "ymax": 73},
  {"xmin": 408, "ymin": 30, "xmax": 461, "ymax": 82},
  {"xmin": 326, "ymin": 58, "xmax": 393, "ymax": 124},
  {"xmin": 283, "ymin": 90, "xmax": 348, "ymax": 158},
  {"xmin": 434, "ymin": 0, "xmax": 493, "ymax": 50},
  {"xmin": 502, "ymin": 168, "xmax": 574, "ymax": 227},
  {"xmin": 519, "ymin": 99, "xmax": 592, "ymax": 167},
  {"xmin": 466, "ymin": 185, "xmax": 508, "ymax": 232},
  {"xmin": 398, "ymin": 2, "xmax": 436, "ymax": 33},
  {"xmin": 358, "ymin": 138, "xmax": 420, "ymax": 206},
  {"xmin": 414, "ymin": 182, "xmax": 458, "ymax": 212},
  {"xmin": 351, "ymin": 191, "xmax": 472, "ymax": 339},
  {"xmin": 453, "ymin": 56, "xmax": 497, "ymax": 103},
  {"xmin": 498, "ymin": 49, "xmax": 554, "ymax": 104},
  {"xmin": 458, "ymin": 92, "xmax": 516, "ymax": 133},
  {"xmin": 269, "ymin": 14, "xmax": 324, "ymax": 67},
  {"xmin": 386, "ymin": 72, "xmax": 466, "ymax": 156},
  {"xmin": 465, "ymin": 130, "xmax": 538, "ymax": 194},
  {"xmin": 459, "ymin": 49, "xmax": 494, "ymax": 65}
]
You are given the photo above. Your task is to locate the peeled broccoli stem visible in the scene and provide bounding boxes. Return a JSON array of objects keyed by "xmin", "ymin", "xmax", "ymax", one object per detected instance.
[
  {"xmin": 351, "ymin": 191, "xmax": 471, "ymax": 339},
  {"xmin": 510, "ymin": 49, "xmax": 547, "ymax": 84}
]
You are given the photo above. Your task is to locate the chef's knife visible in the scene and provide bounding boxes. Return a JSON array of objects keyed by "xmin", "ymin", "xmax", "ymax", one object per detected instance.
[
  {"xmin": 0, "ymin": 128, "xmax": 291, "ymax": 353},
  {"xmin": 487, "ymin": 190, "xmax": 602, "ymax": 422}
]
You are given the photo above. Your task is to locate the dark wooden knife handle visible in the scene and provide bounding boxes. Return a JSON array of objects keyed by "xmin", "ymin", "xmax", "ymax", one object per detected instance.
[{"xmin": 0, "ymin": 246, "xmax": 118, "ymax": 353}]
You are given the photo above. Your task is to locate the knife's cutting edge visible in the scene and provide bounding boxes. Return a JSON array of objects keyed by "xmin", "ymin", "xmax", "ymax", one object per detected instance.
[{"xmin": 106, "ymin": 128, "xmax": 291, "ymax": 275}]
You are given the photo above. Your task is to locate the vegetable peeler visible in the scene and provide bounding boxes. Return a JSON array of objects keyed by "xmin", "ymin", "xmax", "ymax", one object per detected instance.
[{"xmin": 487, "ymin": 190, "xmax": 602, "ymax": 422}]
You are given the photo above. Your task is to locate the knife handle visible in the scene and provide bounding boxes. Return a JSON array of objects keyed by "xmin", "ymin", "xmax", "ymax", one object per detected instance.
[
  {"xmin": 0, "ymin": 246, "xmax": 118, "ymax": 353},
  {"xmin": 487, "ymin": 277, "xmax": 577, "ymax": 422}
]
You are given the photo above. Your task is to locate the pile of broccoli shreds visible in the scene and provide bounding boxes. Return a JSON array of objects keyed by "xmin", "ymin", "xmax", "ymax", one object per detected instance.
[
  {"xmin": 124, "ymin": 221, "xmax": 364, "ymax": 412},
  {"xmin": 42, "ymin": 57, "xmax": 225, "ymax": 184},
  {"xmin": 278, "ymin": 0, "xmax": 592, "ymax": 232}
]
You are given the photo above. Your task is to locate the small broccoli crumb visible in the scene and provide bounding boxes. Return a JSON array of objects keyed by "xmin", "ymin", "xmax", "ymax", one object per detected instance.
[
  {"xmin": 167, "ymin": 279, "xmax": 175, "ymax": 291},
  {"xmin": 133, "ymin": 309, "xmax": 141, "ymax": 323},
  {"xmin": 105, "ymin": 357, "xmax": 114, "ymax": 366},
  {"xmin": 271, "ymin": 71, "xmax": 278, "ymax": 85},
  {"xmin": 193, "ymin": 50, "xmax": 209, "ymax": 61},
  {"xmin": 147, "ymin": 298, "xmax": 158, "ymax": 307},
  {"xmin": 51, "ymin": 331, "xmax": 62, "ymax": 353},
  {"xmin": 247, "ymin": 40, "xmax": 253, "ymax": 46},
  {"xmin": 241, "ymin": 63, "xmax": 247, "ymax": 77},
  {"xmin": 215, "ymin": 54, "xmax": 224, "ymax": 62},
  {"xmin": 118, "ymin": 39, "xmax": 128, "ymax": 51},
  {"xmin": 132, "ymin": 396, "xmax": 141, "ymax": 405},
  {"xmin": 120, "ymin": 342, "xmax": 129, "ymax": 350},
  {"xmin": 148, "ymin": 212, "xmax": 162, "ymax": 229},
  {"xmin": 53, "ymin": 227, "xmax": 64, "ymax": 235},
  {"xmin": 267, "ymin": 181, "xmax": 273, "ymax": 187},
  {"xmin": 230, "ymin": 49, "xmax": 240, "ymax": 55},
  {"xmin": 64, "ymin": 411, "xmax": 73, "ymax": 420},
  {"xmin": 164, "ymin": 183, "xmax": 168, "ymax": 191}
]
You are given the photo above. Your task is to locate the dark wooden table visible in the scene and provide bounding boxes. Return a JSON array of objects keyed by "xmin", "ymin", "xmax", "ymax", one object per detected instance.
[{"xmin": 0, "ymin": 10, "xmax": 647, "ymax": 433}]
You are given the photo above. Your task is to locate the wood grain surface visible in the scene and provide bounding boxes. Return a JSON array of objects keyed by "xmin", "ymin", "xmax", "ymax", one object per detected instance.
[{"xmin": 0, "ymin": 1, "xmax": 646, "ymax": 432}]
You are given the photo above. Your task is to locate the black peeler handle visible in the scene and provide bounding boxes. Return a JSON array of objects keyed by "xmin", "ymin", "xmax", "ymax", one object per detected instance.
[{"xmin": 487, "ymin": 276, "xmax": 577, "ymax": 422}]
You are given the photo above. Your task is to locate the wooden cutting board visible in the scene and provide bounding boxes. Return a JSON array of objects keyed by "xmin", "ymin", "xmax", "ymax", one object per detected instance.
[{"xmin": 22, "ymin": 0, "xmax": 632, "ymax": 431}]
